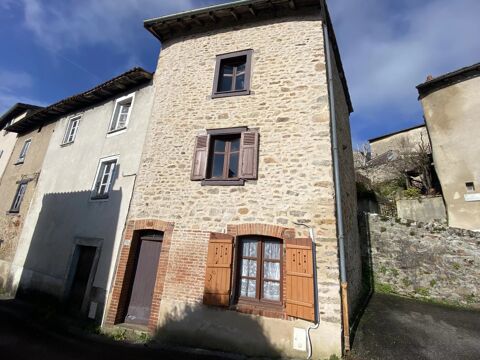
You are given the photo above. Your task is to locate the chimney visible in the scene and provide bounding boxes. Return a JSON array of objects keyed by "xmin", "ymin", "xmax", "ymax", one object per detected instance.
[{"xmin": 426, "ymin": 75, "xmax": 434, "ymax": 81}]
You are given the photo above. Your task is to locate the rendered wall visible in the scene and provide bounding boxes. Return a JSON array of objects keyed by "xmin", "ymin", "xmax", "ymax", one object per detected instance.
[{"xmin": 396, "ymin": 196, "xmax": 446, "ymax": 223}]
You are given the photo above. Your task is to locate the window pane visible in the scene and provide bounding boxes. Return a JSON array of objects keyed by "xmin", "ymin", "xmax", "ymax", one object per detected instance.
[
  {"xmin": 240, "ymin": 278, "xmax": 248, "ymax": 297},
  {"xmin": 235, "ymin": 73, "xmax": 245, "ymax": 90},
  {"xmin": 242, "ymin": 259, "xmax": 257, "ymax": 277},
  {"xmin": 214, "ymin": 139, "xmax": 226, "ymax": 152},
  {"xmin": 211, "ymin": 154, "xmax": 225, "ymax": 177},
  {"xmin": 242, "ymin": 239, "xmax": 257, "ymax": 257},
  {"xmin": 231, "ymin": 138, "xmax": 240, "ymax": 152},
  {"xmin": 247, "ymin": 279, "xmax": 256, "ymax": 298},
  {"xmin": 218, "ymin": 75, "xmax": 233, "ymax": 92},
  {"xmin": 222, "ymin": 64, "xmax": 234, "ymax": 75},
  {"xmin": 264, "ymin": 261, "xmax": 280, "ymax": 281},
  {"xmin": 237, "ymin": 63, "xmax": 246, "ymax": 73},
  {"xmin": 228, "ymin": 152, "xmax": 239, "ymax": 178},
  {"xmin": 263, "ymin": 281, "xmax": 280, "ymax": 301},
  {"xmin": 264, "ymin": 241, "xmax": 281, "ymax": 260}
]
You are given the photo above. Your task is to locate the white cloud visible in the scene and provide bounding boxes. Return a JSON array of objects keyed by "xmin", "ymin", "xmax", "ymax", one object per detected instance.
[
  {"xmin": 329, "ymin": 0, "xmax": 480, "ymax": 130},
  {"xmin": 19, "ymin": 0, "xmax": 201, "ymax": 52}
]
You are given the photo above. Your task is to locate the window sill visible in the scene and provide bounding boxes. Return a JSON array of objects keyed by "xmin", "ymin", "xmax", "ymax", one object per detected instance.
[
  {"xmin": 7, "ymin": 210, "xmax": 19, "ymax": 215},
  {"xmin": 106, "ymin": 127, "xmax": 127, "ymax": 136},
  {"xmin": 14, "ymin": 160, "xmax": 24, "ymax": 165},
  {"xmin": 201, "ymin": 179, "xmax": 245, "ymax": 186},
  {"xmin": 211, "ymin": 89, "xmax": 251, "ymax": 99},
  {"xmin": 60, "ymin": 141, "xmax": 74, "ymax": 148},
  {"xmin": 90, "ymin": 195, "xmax": 110, "ymax": 201}
]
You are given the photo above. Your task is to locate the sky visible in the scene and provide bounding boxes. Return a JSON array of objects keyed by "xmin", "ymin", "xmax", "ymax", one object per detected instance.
[{"xmin": 1, "ymin": 0, "xmax": 479, "ymax": 146}]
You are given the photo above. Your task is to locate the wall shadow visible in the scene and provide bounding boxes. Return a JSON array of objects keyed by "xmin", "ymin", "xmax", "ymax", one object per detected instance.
[
  {"xmin": 152, "ymin": 302, "xmax": 282, "ymax": 359},
  {"xmin": 16, "ymin": 188, "xmax": 122, "ymax": 322}
]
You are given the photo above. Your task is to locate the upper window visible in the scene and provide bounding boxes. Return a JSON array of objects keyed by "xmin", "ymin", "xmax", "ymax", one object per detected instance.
[
  {"xmin": 62, "ymin": 115, "xmax": 81, "ymax": 145},
  {"xmin": 10, "ymin": 182, "xmax": 27, "ymax": 213},
  {"xmin": 237, "ymin": 236, "xmax": 282, "ymax": 304},
  {"xmin": 108, "ymin": 93, "xmax": 134, "ymax": 134},
  {"xmin": 91, "ymin": 158, "xmax": 117, "ymax": 200},
  {"xmin": 212, "ymin": 50, "xmax": 253, "ymax": 98},
  {"xmin": 16, "ymin": 139, "xmax": 31, "ymax": 164},
  {"xmin": 191, "ymin": 127, "xmax": 259, "ymax": 186}
]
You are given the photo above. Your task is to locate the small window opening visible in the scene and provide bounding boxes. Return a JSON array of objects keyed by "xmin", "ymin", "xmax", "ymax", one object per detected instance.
[{"xmin": 466, "ymin": 182, "xmax": 475, "ymax": 193}]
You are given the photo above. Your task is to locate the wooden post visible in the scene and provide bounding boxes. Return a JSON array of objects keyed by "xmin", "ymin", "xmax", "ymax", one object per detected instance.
[{"xmin": 341, "ymin": 282, "xmax": 351, "ymax": 352}]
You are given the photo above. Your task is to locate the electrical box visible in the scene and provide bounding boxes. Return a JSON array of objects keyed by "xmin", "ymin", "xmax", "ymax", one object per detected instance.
[
  {"xmin": 88, "ymin": 301, "xmax": 98, "ymax": 319},
  {"xmin": 293, "ymin": 327, "xmax": 307, "ymax": 351}
]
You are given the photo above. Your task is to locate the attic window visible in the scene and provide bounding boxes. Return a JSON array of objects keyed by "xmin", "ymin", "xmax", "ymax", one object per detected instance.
[
  {"xmin": 466, "ymin": 182, "xmax": 475, "ymax": 193},
  {"xmin": 212, "ymin": 50, "xmax": 252, "ymax": 98}
]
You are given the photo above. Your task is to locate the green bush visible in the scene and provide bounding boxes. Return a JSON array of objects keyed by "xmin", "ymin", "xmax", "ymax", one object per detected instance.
[{"xmin": 403, "ymin": 187, "xmax": 422, "ymax": 199}]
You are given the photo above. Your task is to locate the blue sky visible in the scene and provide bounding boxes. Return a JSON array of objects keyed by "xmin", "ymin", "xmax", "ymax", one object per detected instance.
[{"xmin": 1, "ymin": 0, "xmax": 479, "ymax": 146}]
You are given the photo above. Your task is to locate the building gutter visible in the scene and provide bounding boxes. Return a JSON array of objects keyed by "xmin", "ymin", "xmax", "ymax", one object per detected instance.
[{"xmin": 320, "ymin": 0, "xmax": 350, "ymax": 353}]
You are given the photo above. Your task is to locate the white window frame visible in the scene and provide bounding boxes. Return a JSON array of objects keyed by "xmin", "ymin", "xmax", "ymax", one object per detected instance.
[
  {"xmin": 17, "ymin": 139, "xmax": 32, "ymax": 164},
  {"xmin": 62, "ymin": 115, "xmax": 82, "ymax": 145},
  {"xmin": 10, "ymin": 182, "xmax": 28, "ymax": 213},
  {"xmin": 107, "ymin": 92, "xmax": 135, "ymax": 135},
  {"xmin": 90, "ymin": 155, "xmax": 119, "ymax": 200}
]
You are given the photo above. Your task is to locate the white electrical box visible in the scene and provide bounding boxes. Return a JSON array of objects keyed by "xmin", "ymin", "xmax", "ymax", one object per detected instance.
[{"xmin": 293, "ymin": 327, "xmax": 307, "ymax": 351}]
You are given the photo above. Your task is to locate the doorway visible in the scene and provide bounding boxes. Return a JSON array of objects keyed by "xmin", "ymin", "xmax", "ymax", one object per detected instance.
[
  {"xmin": 124, "ymin": 230, "xmax": 163, "ymax": 325},
  {"xmin": 67, "ymin": 245, "xmax": 97, "ymax": 313}
]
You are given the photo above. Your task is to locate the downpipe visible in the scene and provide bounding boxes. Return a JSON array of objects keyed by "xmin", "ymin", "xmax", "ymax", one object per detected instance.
[{"xmin": 293, "ymin": 222, "xmax": 320, "ymax": 360}]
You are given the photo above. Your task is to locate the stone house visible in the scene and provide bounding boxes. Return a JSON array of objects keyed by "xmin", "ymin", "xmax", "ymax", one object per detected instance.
[
  {"xmin": 104, "ymin": 1, "xmax": 362, "ymax": 358},
  {"xmin": 369, "ymin": 124, "xmax": 428, "ymax": 158},
  {"xmin": 417, "ymin": 62, "xmax": 480, "ymax": 231},
  {"xmin": 0, "ymin": 103, "xmax": 55, "ymax": 291},
  {"xmin": 8, "ymin": 68, "xmax": 154, "ymax": 322}
]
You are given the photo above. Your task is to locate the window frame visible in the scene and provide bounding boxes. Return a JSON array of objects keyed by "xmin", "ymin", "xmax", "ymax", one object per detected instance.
[
  {"xmin": 208, "ymin": 134, "xmax": 241, "ymax": 180},
  {"xmin": 212, "ymin": 49, "xmax": 253, "ymax": 99},
  {"xmin": 10, "ymin": 181, "xmax": 28, "ymax": 213},
  {"xmin": 90, "ymin": 156, "xmax": 118, "ymax": 200},
  {"xmin": 16, "ymin": 139, "xmax": 32, "ymax": 164},
  {"xmin": 62, "ymin": 115, "xmax": 82, "ymax": 146},
  {"xmin": 235, "ymin": 236, "xmax": 283, "ymax": 309},
  {"xmin": 107, "ymin": 92, "xmax": 135, "ymax": 135}
]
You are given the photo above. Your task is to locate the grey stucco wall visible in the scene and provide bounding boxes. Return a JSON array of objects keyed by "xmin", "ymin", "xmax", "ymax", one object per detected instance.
[
  {"xmin": 10, "ymin": 83, "xmax": 154, "ymax": 319},
  {"xmin": 362, "ymin": 213, "xmax": 479, "ymax": 308}
]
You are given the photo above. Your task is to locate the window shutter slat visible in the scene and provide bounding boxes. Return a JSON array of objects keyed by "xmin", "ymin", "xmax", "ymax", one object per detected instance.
[
  {"xmin": 203, "ymin": 233, "xmax": 234, "ymax": 307},
  {"xmin": 191, "ymin": 135, "xmax": 209, "ymax": 181},
  {"xmin": 285, "ymin": 238, "xmax": 315, "ymax": 321},
  {"xmin": 239, "ymin": 131, "xmax": 259, "ymax": 180}
]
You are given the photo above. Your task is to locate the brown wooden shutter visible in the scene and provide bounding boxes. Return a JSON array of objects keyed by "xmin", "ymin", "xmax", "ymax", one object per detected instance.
[
  {"xmin": 191, "ymin": 135, "xmax": 209, "ymax": 180},
  {"xmin": 285, "ymin": 238, "xmax": 315, "ymax": 321},
  {"xmin": 203, "ymin": 233, "xmax": 234, "ymax": 307},
  {"xmin": 239, "ymin": 130, "xmax": 259, "ymax": 180}
]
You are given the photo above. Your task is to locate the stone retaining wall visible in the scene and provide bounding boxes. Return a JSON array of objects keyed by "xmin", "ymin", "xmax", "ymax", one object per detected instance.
[{"xmin": 360, "ymin": 213, "xmax": 479, "ymax": 308}]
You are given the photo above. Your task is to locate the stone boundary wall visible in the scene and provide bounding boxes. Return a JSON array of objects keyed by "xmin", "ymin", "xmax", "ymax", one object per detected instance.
[{"xmin": 360, "ymin": 213, "xmax": 479, "ymax": 308}]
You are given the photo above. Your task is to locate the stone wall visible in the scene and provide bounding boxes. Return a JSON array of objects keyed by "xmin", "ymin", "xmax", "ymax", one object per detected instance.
[
  {"xmin": 396, "ymin": 196, "xmax": 446, "ymax": 223},
  {"xmin": 362, "ymin": 213, "xmax": 479, "ymax": 308}
]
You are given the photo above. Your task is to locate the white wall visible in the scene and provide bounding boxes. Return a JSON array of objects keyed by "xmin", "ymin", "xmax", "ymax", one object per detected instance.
[{"xmin": 11, "ymin": 83, "xmax": 154, "ymax": 318}]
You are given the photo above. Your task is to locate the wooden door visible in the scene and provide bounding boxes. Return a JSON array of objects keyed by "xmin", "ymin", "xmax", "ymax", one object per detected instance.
[
  {"xmin": 125, "ymin": 234, "xmax": 163, "ymax": 325},
  {"xmin": 67, "ymin": 245, "xmax": 96, "ymax": 312}
]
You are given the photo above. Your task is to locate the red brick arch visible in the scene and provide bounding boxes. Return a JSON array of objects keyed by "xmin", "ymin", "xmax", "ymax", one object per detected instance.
[
  {"xmin": 227, "ymin": 223, "xmax": 295, "ymax": 240},
  {"xmin": 105, "ymin": 218, "xmax": 174, "ymax": 331}
]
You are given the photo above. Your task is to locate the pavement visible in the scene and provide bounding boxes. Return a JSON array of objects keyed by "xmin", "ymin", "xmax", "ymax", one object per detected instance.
[{"xmin": 348, "ymin": 293, "xmax": 480, "ymax": 360}]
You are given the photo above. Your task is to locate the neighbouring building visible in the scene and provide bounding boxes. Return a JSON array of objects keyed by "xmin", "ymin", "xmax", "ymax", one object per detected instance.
[
  {"xmin": 0, "ymin": 104, "xmax": 42, "ymax": 180},
  {"xmin": 104, "ymin": 1, "xmax": 362, "ymax": 359},
  {"xmin": 417, "ymin": 62, "xmax": 480, "ymax": 231},
  {"xmin": 369, "ymin": 124, "xmax": 428, "ymax": 158},
  {"xmin": 8, "ymin": 68, "xmax": 154, "ymax": 322},
  {"xmin": 0, "ymin": 103, "xmax": 54, "ymax": 291}
]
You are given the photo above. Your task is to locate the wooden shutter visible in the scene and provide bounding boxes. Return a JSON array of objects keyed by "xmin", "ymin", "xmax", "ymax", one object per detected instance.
[
  {"xmin": 191, "ymin": 135, "xmax": 209, "ymax": 180},
  {"xmin": 285, "ymin": 238, "xmax": 315, "ymax": 321},
  {"xmin": 239, "ymin": 130, "xmax": 259, "ymax": 179},
  {"xmin": 203, "ymin": 233, "xmax": 234, "ymax": 307}
]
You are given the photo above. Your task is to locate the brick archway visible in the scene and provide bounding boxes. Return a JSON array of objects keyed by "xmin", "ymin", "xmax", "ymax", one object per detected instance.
[
  {"xmin": 105, "ymin": 219, "xmax": 174, "ymax": 331},
  {"xmin": 226, "ymin": 223, "xmax": 295, "ymax": 240}
]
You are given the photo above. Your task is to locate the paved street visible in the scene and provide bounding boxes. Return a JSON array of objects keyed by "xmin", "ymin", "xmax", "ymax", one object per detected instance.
[
  {"xmin": 0, "ymin": 298, "xmax": 233, "ymax": 360},
  {"xmin": 349, "ymin": 293, "xmax": 480, "ymax": 360}
]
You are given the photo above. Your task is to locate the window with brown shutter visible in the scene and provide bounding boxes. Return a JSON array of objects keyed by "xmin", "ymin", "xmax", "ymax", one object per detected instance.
[
  {"xmin": 203, "ymin": 233, "xmax": 234, "ymax": 307},
  {"xmin": 191, "ymin": 127, "xmax": 259, "ymax": 186},
  {"xmin": 285, "ymin": 238, "xmax": 315, "ymax": 321}
]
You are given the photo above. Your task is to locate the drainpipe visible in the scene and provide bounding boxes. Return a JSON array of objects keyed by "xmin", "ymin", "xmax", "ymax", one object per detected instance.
[
  {"xmin": 293, "ymin": 222, "xmax": 319, "ymax": 360},
  {"xmin": 319, "ymin": 0, "xmax": 351, "ymax": 353}
]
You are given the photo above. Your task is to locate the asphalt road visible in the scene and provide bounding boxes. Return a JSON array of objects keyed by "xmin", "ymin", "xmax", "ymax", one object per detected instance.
[
  {"xmin": 349, "ymin": 293, "xmax": 480, "ymax": 360},
  {"xmin": 0, "ymin": 299, "xmax": 233, "ymax": 360}
]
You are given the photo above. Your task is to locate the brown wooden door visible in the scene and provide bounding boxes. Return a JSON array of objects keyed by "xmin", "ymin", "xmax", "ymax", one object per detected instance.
[
  {"xmin": 125, "ymin": 235, "xmax": 163, "ymax": 325},
  {"xmin": 68, "ymin": 246, "xmax": 96, "ymax": 312}
]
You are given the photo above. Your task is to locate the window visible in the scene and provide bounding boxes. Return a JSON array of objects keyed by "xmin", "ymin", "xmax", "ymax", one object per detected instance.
[
  {"xmin": 108, "ymin": 94, "xmax": 134, "ymax": 133},
  {"xmin": 466, "ymin": 182, "xmax": 475, "ymax": 193},
  {"xmin": 238, "ymin": 236, "xmax": 282, "ymax": 304},
  {"xmin": 62, "ymin": 115, "xmax": 81, "ymax": 145},
  {"xmin": 212, "ymin": 50, "xmax": 253, "ymax": 98},
  {"xmin": 191, "ymin": 127, "xmax": 259, "ymax": 185},
  {"xmin": 10, "ymin": 182, "xmax": 27, "ymax": 213},
  {"xmin": 91, "ymin": 158, "xmax": 117, "ymax": 199},
  {"xmin": 16, "ymin": 139, "xmax": 31, "ymax": 164}
]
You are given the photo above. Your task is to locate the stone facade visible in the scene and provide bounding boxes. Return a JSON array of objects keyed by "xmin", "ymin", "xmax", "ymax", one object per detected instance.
[
  {"xmin": 0, "ymin": 122, "xmax": 56, "ymax": 291},
  {"xmin": 105, "ymin": 8, "xmax": 360, "ymax": 360},
  {"xmin": 362, "ymin": 213, "xmax": 479, "ymax": 308}
]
